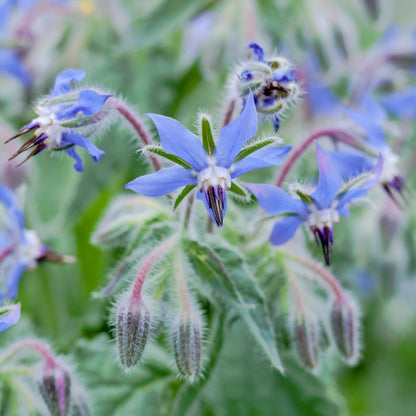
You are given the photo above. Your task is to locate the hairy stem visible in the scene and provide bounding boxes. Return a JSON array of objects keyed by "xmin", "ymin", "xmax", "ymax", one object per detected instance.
[{"xmin": 275, "ymin": 128, "xmax": 374, "ymax": 187}]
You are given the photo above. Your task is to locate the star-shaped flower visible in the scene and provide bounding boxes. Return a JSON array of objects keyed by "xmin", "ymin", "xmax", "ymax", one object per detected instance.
[
  {"xmin": 5, "ymin": 69, "xmax": 112, "ymax": 171},
  {"xmin": 246, "ymin": 143, "xmax": 382, "ymax": 265},
  {"xmin": 126, "ymin": 92, "xmax": 292, "ymax": 227}
]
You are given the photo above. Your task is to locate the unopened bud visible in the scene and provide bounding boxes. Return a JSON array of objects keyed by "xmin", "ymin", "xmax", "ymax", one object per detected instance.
[
  {"xmin": 330, "ymin": 295, "xmax": 360, "ymax": 364},
  {"xmin": 116, "ymin": 295, "xmax": 152, "ymax": 370},
  {"xmin": 70, "ymin": 388, "xmax": 92, "ymax": 416},
  {"xmin": 293, "ymin": 312, "xmax": 320, "ymax": 370},
  {"xmin": 172, "ymin": 314, "xmax": 203, "ymax": 382},
  {"xmin": 38, "ymin": 365, "xmax": 71, "ymax": 416}
]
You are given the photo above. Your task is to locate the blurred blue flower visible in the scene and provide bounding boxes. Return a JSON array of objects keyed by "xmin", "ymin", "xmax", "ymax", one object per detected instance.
[
  {"xmin": 233, "ymin": 42, "xmax": 300, "ymax": 132},
  {"xmin": 6, "ymin": 69, "xmax": 112, "ymax": 171},
  {"xmin": 0, "ymin": 301, "xmax": 21, "ymax": 332},
  {"xmin": 126, "ymin": 92, "xmax": 291, "ymax": 227},
  {"xmin": 380, "ymin": 87, "xmax": 416, "ymax": 119},
  {"xmin": 246, "ymin": 143, "xmax": 382, "ymax": 265},
  {"xmin": 0, "ymin": 183, "xmax": 44, "ymax": 299},
  {"xmin": 342, "ymin": 94, "xmax": 406, "ymax": 200}
]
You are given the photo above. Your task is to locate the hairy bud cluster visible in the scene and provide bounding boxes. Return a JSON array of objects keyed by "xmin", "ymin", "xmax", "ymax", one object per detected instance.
[{"xmin": 232, "ymin": 42, "xmax": 300, "ymax": 132}]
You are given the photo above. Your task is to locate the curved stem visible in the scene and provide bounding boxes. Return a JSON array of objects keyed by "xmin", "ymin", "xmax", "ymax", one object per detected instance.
[
  {"xmin": 284, "ymin": 252, "xmax": 344, "ymax": 300},
  {"xmin": 0, "ymin": 339, "xmax": 57, "ymax": 369},
  {"xmin": 222, "ymin": 100, "xmax": 236, "ymax": 127},
  {"xmin": 275, "ymin": 128, "xmax": 373, "ymax": 187},
  {"xmin": 109, "ymin": 98, "xmax": 163, "ymax": 172}
]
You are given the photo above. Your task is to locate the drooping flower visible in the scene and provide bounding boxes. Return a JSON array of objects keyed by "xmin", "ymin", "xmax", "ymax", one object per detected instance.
[
  {"xmin": 246, "ymin": 143, "xmax": 382, "ymax": 265},
  {"xmin": 232, "ymin": 42, "xmax": 300, "ymax": 132},
  {"xmin": 126, "ymin": 92, "xmax": 291, "ymax": 227},
  {"xmin": 5, "ymin": 69, "xmax": 113, "ymax": 171},
  {"xmin": 340, "ymin": 94, "xmax": 406, "ymax": 201},
  {"xmin": 0, "ymin": 182, "xmax": 71, "ymax": 299}
]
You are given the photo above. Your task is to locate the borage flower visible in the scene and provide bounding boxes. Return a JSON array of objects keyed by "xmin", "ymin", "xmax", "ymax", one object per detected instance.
[
  {"xmin": 126, "ymin": 92, "xmax": 291, "ymax": 227},
  {"xmin": 5, "ymin": 69, "xmax": 113, "ymax": 171},
  {"xmin": 233, "ymin": 42, "xmax": 300, "ymax": 132},
  {"xmin": 340, "ymin": 94, "xmax": 406, "ymax": 202},
  {"xmin": 246, "ymin": 143, "xmax": 382, "ymax": 265},
  {"xmin": 0, "ymin": 183, "xmax": 72, "ymax": 299}
]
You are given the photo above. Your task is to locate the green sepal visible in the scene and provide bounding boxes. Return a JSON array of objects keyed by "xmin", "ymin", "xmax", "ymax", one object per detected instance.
[
  {"xmin": 201, "ymin": 117, "xmax": 216, "ymax": 156},
  {"xmin": 229, "ymin": 182, "xmax": 251, "ymax": 201},
  {"xmin": 144, "ymin": 145, "xmax": 192, "ymax": 169},
  {"xmin": 234, "ymin": 137, "xmax": 281, "ymax": 162},
  {"xmin": 296, "ymin": 190, "xmax": 312, "ymax": 204},
  {"xmin": 173, "ymin": 185, "xmax": 196, "ymax": 211}
]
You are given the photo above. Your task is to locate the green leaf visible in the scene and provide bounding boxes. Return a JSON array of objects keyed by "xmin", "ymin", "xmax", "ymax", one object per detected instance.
[
  {"xmin": 144, "ymin": 145, "xmax": 192, "ymax": 169},
  {"xmin": 182, "ymin": 238, "xmax": 284, "ymax": 372},
  {"xmin": 173, "ymin": 185, "xmax": 197, "ymax": 211},
  {"xmin": 200, "ymin": 117, "xmax": 216, "ymax": 156},
  {"xmin": 234, "ymin": 137, "xmax": 281, "ymax": 162}
]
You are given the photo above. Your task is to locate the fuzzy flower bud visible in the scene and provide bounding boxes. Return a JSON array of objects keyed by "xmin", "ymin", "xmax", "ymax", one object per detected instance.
[
  {"xmin": 38, "ymin": 364, "xmax": 72, "ymax": 416},
  {"xmin": 232, "ymin": 42, "xmax": 300, "ymax": 132},
  {"xmin": 330, "ymin": 294, "xmax": 360, "ymax": 364},
  {"xmin": 116, "ymin": 294, "xmax": 152, "ymax": 370},
  {"xmin": 292, "ymin": 312, "xmax": 320, "ymax": 370},
  {"xmin": 172, "ymin": 312, "xmax": 203, "ymax": 383}
]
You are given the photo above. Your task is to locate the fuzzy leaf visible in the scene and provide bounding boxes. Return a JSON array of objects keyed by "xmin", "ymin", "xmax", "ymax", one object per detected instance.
[
  {"xmin": 234, "ymin": 137, "xmax": 281, "ymax": 162},
  {"xmin": 200, "ymin": 117, "xmax": 216, "ymax": 156},
  {"xmin": 173, "ymin": 185, "xmax": 196, "ymax": 211},
  {"xmin": 144, "ymin": 145, "xmax": 192, "ymax": 169},
  {"xmin": 182, "ymin": 238, "xmax": 284, "ymax": 372}
]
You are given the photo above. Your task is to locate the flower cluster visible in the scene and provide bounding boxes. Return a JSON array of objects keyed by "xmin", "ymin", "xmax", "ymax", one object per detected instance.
[
  {"xmin": 6, "ymin": 69, "xmax": 114, "ymax": 171},
  {"xmin": 231, "ymin": 42, "xmax": 300, "ymax": 132}
]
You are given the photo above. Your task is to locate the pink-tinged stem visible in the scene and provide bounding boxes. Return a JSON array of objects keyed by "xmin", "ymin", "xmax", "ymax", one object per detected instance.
[
  {"xmin": 287, "ymin": 253, "xmax": 344, "ymax": 300},
  {"xmin": 17, "ymin": 3, "xmax": 77, "ymax": 39},
  {"xmin": 110, "ymin": 98, "xmax": 163, "ymax": 172},
  {"xmin": 222, "ymin": 100, "xmax": 236, "ymax": 127},
  {"xmin": 275, "ymin": 128, "xmax": 370, "ymax": 187},
  {"xmin": 0, "ymin": 245, "xmax": 14, "ymax": 264},
  {"xmin": 130, "ymin": 237, "xmax": 175, "ymax": 301},
  {"xmin": 0, "ymin": 339, "xmax": 57, "ymax": 369}
]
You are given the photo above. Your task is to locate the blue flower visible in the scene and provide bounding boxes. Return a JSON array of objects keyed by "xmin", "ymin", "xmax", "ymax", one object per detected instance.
[
  {"xmin": 6, "ymin": 69, "xmax": 112, "ymax": 171},
  {"xmin": 246, "ymin": 143, "xmax": 382, "ymax": 265},
  {"xmin": 233, "ymin": 43, "xmax": 300, "ymax": 132},
  {"xmin": 126, "ymin": 92, "xmax": 291, "ymax": 227},
  {"xmin": 0, "ymin": 182, "xmax": 44, "ymax": 299},
  {"xmin": 343, "ymin": 94, "xmax": 406, "ymax": 200},
  {"xmin": 0, "ymin": 301, "xmax": 21, "ymax": 332},
  {"xmin": 380, "ymin": 87, "xmax": 416, "ymax": 119}
]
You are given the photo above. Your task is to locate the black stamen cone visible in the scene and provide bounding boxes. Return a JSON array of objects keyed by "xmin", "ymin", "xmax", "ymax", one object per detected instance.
[
  {"xmin": 315, "ymin": 227, "xmax": 332, "ymax": 266},
  {"xmin": 206, "ymin": 185, "xmax": 224, "ymax": 227}
]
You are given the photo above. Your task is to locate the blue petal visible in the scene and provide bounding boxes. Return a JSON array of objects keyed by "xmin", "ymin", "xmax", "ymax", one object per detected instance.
[
  {"xmin": 380, "ymin": 87, "xmax": 416, "ymax": 119},
  {"xmin": 0, "ymin": 49, "xmax": 32, "ymax": 86},
  {"xmin": 146, "ymin": 114, "xmax": 208, "ymax": 172},
  {"xmin": 329, "ymin": 151, "xmax": 374, "ymax": 180},
  {"xmin": 0, "ymin": 302, "xmax": 21, "ymax": 332},
  {"xmin": 307, "ymin": 77, "xmax": 340, "ymax": 115},
  {"xmin": 64, "ymin": 147, "xmax": 84, "ymax": 172},
  {"xmin": 55, "ymin": 90, "xmax": 112, "ymax": 120},
  {"xmin": 248, "ymin": 42, "xmax": 265, "ymax": 61},
  {"xmin": 214, "ymin": 92, "xmax": 257, "ymax": 168},
  {"xmin": 231, "ymin": 146, "xmax": 291, "ymax": 178},
  {"xmin": 4, "ymin": 262, "xmax": 27, "ymax": 300},
  {"xmin": 244, "ymin": 183, "xmax": 308, "ymax": 216},
  {"xmin": 311, "ymin": 143, "xmax": 343, "ymax": 209},
  {"xmin": 336, "ymin": 155, "xmax": 383, "ymax": 216},
  {"xmin": 0, "ymin": 183, "xmax": 25, "ymax": 230},
  {"xmin": 51, "ymin": 69, "xmax": 86, "ymax": 97},
  {"xmin": 344, "ymin": 95, "xmax": 386, "ymax": 149},
  {"xmin": 126, "ymin": 167, "xmax": 196, "ymax": 197},
  {"xmin": 270, "ymin": 215, "xmax": 305, "ymax": 245},
  {"xmin": 0, "ymin": 0, "xmax": 13, "ymax": 36},
  {"xmin": 61, "ymin": 131, "xmax": 105, "ymax": 163}
]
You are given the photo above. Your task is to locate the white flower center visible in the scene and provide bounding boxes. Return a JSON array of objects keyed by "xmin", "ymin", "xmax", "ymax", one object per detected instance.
[
  {"xmin": 307, "ymin": 206, "xmax": 340, "ymax": 230},
  {"xmin": 380, "ymin": 148, "xmax": 400, "ymax": 184},
  {"xmin": 197, "ymin": 164, "xmax": 231, "ymax": 192}
]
